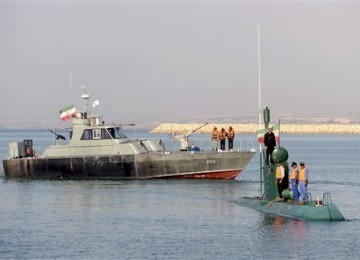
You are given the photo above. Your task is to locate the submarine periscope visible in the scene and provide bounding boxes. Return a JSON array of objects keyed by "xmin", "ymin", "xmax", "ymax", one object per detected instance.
[{"xmin": 238, "ymin": 106, "xmax": 345, "ymax": 221}]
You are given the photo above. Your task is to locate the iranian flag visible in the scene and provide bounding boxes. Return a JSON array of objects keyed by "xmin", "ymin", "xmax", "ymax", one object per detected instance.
[
  {"xmin": 256, "ymin": 123, "xmax": 280, "ymax": 143},
  {"xmin": 59, "ymin": 105, "xmax": 76, "ymax": 121}
]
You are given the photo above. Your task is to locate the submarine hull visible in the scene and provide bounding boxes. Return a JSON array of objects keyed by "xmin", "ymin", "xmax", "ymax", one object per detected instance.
[
  {"xmin": 2, "ymin": 151, "xmax": 255, "ymax": 180},
  {"xmin": 238, "ymin": 197, "xmax": 345, "ymax": 221}
]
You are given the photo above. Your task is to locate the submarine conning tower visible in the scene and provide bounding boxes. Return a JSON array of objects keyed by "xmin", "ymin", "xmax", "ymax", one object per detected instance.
[
  {"xmin": 261, "ymin": 106, "xmax": 289, "ymax": 201},
  {"xmin": 262, "ymin": 147, "xmax": 289, "ymax": 200}
]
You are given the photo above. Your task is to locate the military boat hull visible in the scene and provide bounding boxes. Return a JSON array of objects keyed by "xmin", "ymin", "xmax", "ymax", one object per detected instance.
[
  {"xmin": 238, "ymin": 197, "xmax": 345, "ymax": 221},
  {"xmin": 3, "ymin": 151, "xmax": 255, "ymax": 180},
  {"xmin": 2, "ymin": 90, "xmax": 256, "ymax": 180}
]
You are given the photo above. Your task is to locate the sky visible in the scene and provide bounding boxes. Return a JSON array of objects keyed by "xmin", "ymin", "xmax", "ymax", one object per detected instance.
[{"xmin": 1, "ymin": 0, "xmax": 360, "ymax": 128}]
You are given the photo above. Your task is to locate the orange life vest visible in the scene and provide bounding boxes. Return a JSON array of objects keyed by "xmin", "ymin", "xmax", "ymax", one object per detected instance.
[
  {"xmin": 298, "ymin": 168, "xmax": 307, "ymax": 181},
  {"xmin": 227, "ymin": 130, "xmax": 234, "ymax": 140},
  {"xmin": 289, "ymin": 168, "xmax": 298, "ymax": 180},
  {"xmin": 211, "ymin": 130, "xmax": 218, "ymax": 140},
  {"xmin": 276, "ymin": 166, "xmax": 284, "ymax": 179},
  {"xmin": 219, "ymin": 131, "xmax": 226, "ymax": 140}
]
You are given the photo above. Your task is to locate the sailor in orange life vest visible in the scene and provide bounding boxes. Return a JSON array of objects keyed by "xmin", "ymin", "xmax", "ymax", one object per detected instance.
[
  {"xmin": 298, "ymin": 161, "xmax": 309, "ymax": 203},
  {"xmin": 264, "ymin": 127, "xmax": 276, "ymax": 164},
  {"xmin": 289, "ymin": 162, "xmax": 299, "ymax": 201},
  {"xmin": 219, "ymin": 128, "xmax": 226, "ymax": 151},
  {"xmin": 211, "ymin": 127, "xmax": 219, "ymax": 152},
  {"xmin": 275, "ymin": 161, "xmax": 285, "ymax": 199},
  {"xmin": 226, "ymin": 126, "xmax": 235, "ymax": 151}
]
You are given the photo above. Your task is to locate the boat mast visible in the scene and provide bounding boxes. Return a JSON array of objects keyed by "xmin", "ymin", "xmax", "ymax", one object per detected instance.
[
  {"xmin": 69, "ymin": 72, "xmax": 75, "ymax": 105},
  {"xmin": 258, "ymin": 25, "xmax": 262, "ymax": 128},
  {"xmin": 81, "ymin": 86, "xmax": 90, "ymax": 116},
  {"xmin": 257, "ymin": 25, "xmax": 263, "ymax": 197}
]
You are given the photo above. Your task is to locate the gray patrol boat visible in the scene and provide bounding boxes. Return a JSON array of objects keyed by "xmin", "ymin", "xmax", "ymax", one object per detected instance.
[{"xmin": 3, "ymin": 92, "xmax": 255, "ymax": 179}]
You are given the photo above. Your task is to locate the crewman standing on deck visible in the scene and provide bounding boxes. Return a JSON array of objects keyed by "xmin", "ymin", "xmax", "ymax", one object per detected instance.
[
  {"xmin": 264, "ymin": 127, "xmax": 276, "ymax": 164},
  {"xmin": 275, "ymin": 161, "xmax": 285, "ymax": 199},
  {"xmin": 289, "ymin": 162, "xmax": 299, "ymax": 201},
  {"xmin": 211, "ymin": 127, "xmax": 219, "ymax": 151},
  {"xmin": 219, "ymin": 128, "xmax": 226, "ymax": 151},
  {"xmin": 298, "ymin": 161, "xmax": 309, "ymax": 203},
  {"xmin": 226, "ymin": 126, "xmax": 235, "ymax": 151}
]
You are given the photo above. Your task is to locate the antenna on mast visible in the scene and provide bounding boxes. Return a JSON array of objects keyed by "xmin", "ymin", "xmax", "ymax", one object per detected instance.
[
  {"xmin": 258, "ymin": 25, "xmax": 264, "ymax": 197},
  {"xmin": 69, "ymin": 72, "xmax": 74, "ymax": 104},
  {"xmin": 258, "ymin": 25, "xmax": 262, "ymax": 128},
  {"xmin": 80, "ymin": 85, "xmax": 90, "ymax": 113}
]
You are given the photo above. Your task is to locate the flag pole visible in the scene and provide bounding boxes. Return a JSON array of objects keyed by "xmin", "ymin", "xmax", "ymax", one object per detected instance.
[
  {"xmin": 258, "ymin": 25, "xmax": 262, "ymax": 128},
  {"xmin": 257, "ymin": 25, "xmax": 263, "ymax": 197},
  {"xmin": 278, "ymin": 119, "xmax": 281, "ymax": 147},
  {"xmin": 70, "ymin": 72, "xmax": 74, "ymax": 105}
]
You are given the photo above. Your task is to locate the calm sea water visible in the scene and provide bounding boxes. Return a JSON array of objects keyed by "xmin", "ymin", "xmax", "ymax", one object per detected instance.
[{"xmin": 0, "ymin": 129, "xmax": 359, "ymax": 259}]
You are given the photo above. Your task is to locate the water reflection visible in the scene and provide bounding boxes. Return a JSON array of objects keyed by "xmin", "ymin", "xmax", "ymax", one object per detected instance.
[{"xmin": 263, "ymin": 215, "xmax": 308, "ymax": 239}]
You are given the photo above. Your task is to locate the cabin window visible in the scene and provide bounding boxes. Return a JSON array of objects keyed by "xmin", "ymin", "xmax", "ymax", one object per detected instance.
[
  {"xmin": 93, "ymin": 129, "xmax": 101, "ymax": 139},
  {"xmin": 101, "ymin": 129, "xmax": 111, "ymax": 139},
  {"xmin": 108, "ymin": 128, "xmax": 115, "ymax": 138},
  {"xmin": 81, "ymin": 128, "xmax": 127, "ymax": 140},
  {"xmin": 81, "ymin": 129, "xmax": 93, "ymax": 140}
]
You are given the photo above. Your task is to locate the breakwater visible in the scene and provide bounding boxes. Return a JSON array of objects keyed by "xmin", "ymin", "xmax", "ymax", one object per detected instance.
[{"xmin": 151, "ymin": 123, "xmax": 360, "ymax": 134}]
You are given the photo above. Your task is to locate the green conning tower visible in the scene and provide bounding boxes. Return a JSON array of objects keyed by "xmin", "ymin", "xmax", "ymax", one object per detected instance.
[
  {"xmin": 261, "ymin": 105, "xmax": 290, "ymax": 201},
  {"xmin": 263, "ymin": 147, "xmax": 289, "ymax": 201}
]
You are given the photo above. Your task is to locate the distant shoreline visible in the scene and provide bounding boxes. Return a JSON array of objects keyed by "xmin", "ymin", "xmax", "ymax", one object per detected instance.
[
  {"xmin": 2, "ymin": 124, "xmax": 360, "ymax": 135},
  {"xmin": 151, "ymin": 123, "xmax": 360, "ymax": 134}
]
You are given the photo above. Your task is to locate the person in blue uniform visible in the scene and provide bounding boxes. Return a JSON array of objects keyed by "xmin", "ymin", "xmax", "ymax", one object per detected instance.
[
  {"xmin": 289, "ymin": 162, "xmax": 299, "ymax": 201},
  {"xmin": 297, "ymin": 161, "xmax": 309, "ymax": 203}
]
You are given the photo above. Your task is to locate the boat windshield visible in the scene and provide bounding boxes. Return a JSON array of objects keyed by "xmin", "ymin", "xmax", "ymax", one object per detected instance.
[
  {"xmin": 101, "ymin": 127, "xmax": 127, "ymax": 139},
  {"xmin": 111, "ymin": 127, "xmax": 127, "ymax": 139},
  {"xmin": 81, "ymin": 127, "xmax": 127, "ymax": 140}
]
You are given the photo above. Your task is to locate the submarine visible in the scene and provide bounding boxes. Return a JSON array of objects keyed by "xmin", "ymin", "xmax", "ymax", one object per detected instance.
[{"xmin": 237, "ymin": 106, "xmax": 345, "ymax": 221}]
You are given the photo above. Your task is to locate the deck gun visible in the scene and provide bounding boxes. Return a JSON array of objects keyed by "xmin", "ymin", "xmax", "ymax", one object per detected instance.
[
  {"xmin": 48, "ymin": 129, "xmax": 66, "ymax": 141},
  {"xmin": 171, "ymin": 122, "xmax": 208, "ymax": 151}
]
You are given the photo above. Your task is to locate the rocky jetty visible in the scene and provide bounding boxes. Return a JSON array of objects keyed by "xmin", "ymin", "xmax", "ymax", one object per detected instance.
[{"xmin": 151, "ymin": 123, "xmax": 360, "ymax": 134}]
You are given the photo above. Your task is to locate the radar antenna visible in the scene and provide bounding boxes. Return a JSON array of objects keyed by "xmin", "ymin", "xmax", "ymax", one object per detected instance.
[{"xmin": 92, "ymin": 100, "xmax": 100, "ymax": 115}]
